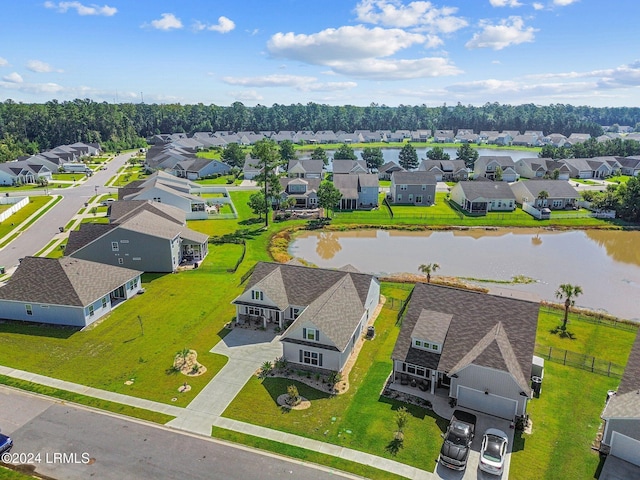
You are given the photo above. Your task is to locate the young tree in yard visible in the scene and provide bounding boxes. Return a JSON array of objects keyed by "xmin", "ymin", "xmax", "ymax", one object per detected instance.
[
  {"xmin": 555, "ymin": 284, "xmax": 583, "ymax": 331},
  {"xmin": 252, "ymin": 139, "xmax": 282, "ymax": 227},
  {"xmin": 536, "ymin": 190, "xmax": 549, "ymax": 207},
  {"xmin": 221, "ymin": 143, "xmax": 245, "ymax": 168},
  {"xmin": 317, "ymin": 181, "xmax": 343, "ymax": 218},
  {"xmin": 494, "ymin": 165, "xmax": 503, "ymax": 181},
  {"xmin": 399, "ymin": 143, "xmax": 419, "ymax": 170},
  {"xmin": 394, "ymin": 407, "xmax": 409, "ymax": 441},
  {"xmin": 311, "ymin": 147, "xmax": 329, "ymax": 165},
  {"xmin": 456, "ymin": 143, "xmax": 479, "ymax": 169},
  {"xmin": 426, "ymin": 146, "xmax": 450, "ymax": 161},
  {"xmin": 248, "ymin": 191, "xmax": 268, "ymax": 219},
  {"xmin": 279, "ymin": 140, "xmax": 296, "ymax": 162},
  {"xmin": 333, "ymin": 143, "xmax": 357, "ymax": 160},
  {"xmin": 418, "ymin": 263, "xmax": 440, "ymax": 283},
  {"xmin": 361, "ymin": 146, "xmax": 384, "ymax": 171}
]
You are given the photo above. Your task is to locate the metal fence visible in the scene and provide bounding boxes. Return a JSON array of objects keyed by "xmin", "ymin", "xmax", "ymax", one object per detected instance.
[
  {"xmin": 534, "ymin": 343, "xmax": 625, "ymax": 378},
  {"xmin": 385, "ymin": 296, "xmax": 406, "ymax": 311}
]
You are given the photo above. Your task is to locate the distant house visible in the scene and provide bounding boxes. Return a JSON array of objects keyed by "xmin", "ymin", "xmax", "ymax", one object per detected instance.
[
  {"xmin": 510, "ymin": 180, "xmax": 579, "ymax": 209},
  {"xmin": 279, "ymin": 177, "xmax": 320, "ymax": 209},
  {"xmin": 389, "ymin": 171, "xmax": 436, "ymax": 206},
  {"xmin": 173, "ymin": 158, "xmax": 231, "ymax": 180},
  {"xmin": 0, "ymin": 161, "xmax": 52, "ymax": 185},
  {"xmin": 66, "ymin": 205, "xmax": 208, "ymax": 273},
  {"xmin": 599, "ymin": 334, "xmax": 640, "ymax": 472},
  {"xmin": 567, "ymin": 133, "xmax": 591, "ymax": 144},
  {"xmin": 474, "ymin": 156, "xmax": 518, "ymax": 182},
  {"xmin": 433, "ymin": 130, "xmax": 455, "ymax": 143},
  {"xmin": 287, "ymin": 159, "xmax": 324, "ymax": 179},
  {"xmin": 0, "ymin": 256, "xmax": 142, "ymax": 328},
  {"xmin": 333, "ymin": 174, "xmax": 379, "ymax": 209},
  {"xmin": 378, "ymin": 161, "xmax": 405, "ymax": 180},
  {"xmin": 332, "ymin": 159, "xmax": 368, "ymax": 175},
  {"xmin": 450, "ymin": 181, "xmax": 516, "ymax": 214},
  {"xmin": 514, "ymin": 158, "xmax": 571, "ymax": 180},
  {"xmin": 560, "ymin": 157, "xmax": 616, "ymax": 179},
  {"xmin": 418, "ymin": 159, "xmax": 468, "ymax": 182},
  {"xmin": 119, "ymin": 171, "xmax": 207, "ymax": 219},
  {"xmin": 391, "ymin": 282, "xmax": 538, "ymax": 421},
  {"xmin": 619, "ymin": 156, "xmax": 640, "ymax": 176},
  {"xmin": 243, "ymin": 157, "xmax": 262, "ymax": 180},
  {"xmin": 512, "ymin": 134, "xmax": 542, "ymax": 147},
  {"xmin": 232, "ymin": 262, "xmax": 380, "ymax": 373}
]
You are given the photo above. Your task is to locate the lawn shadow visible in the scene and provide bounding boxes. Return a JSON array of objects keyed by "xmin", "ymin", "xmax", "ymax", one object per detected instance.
[
  {"xmin": 238, "ymin": 218, "xmax": 264, "ymax": 226},
  {"xmin": 549, "ymin": 326, "xmax": 576, "ymax": 339},
  {"xmin": 0, "ymin": 321, "xmax": 78, "ymax": 339},
  {"xmin": 512, "ymin": 430, "xmax": 525, "ymax": 453},
  {"xmin": 260, "ymin": 377, "xmax": 331, "ymax": 406},
  {"xmin": 141, "ymin": 272, "xmax": 169, "ymax": 283},
  {"xmin": 593, "ymin": 452, "xmax": 607, "ymax": 479},
  {"xmin": 377, "ymin": 395, "xmax": 430, "ymax": 421}
]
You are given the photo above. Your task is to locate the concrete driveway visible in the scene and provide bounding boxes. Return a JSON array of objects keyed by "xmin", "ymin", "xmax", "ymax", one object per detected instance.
[{"xmin": 433, "ymin": 410, "xmax": 514, "ymax": 480}]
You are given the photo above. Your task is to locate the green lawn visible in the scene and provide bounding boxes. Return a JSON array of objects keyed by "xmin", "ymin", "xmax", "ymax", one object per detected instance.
[
  {"xmin": 0, "ymin": 243, "xmax": 250, "ymax": 407},
  {"xmin": 0, "ymin": 196, "xmax": 53, "ymax": 242},
  {"xmin": 607, "ymin": 175, "xmax": 632, "ymax": 184},
  {"xmin": 195, "ymin": 176, "xmax": 241, "ymax": 185},
  {"xmin": 219, "ymin": 283, "xmax": 445, "ymax": 472}
]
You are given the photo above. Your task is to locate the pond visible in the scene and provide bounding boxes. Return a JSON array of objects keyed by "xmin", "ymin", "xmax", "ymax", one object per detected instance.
[
  {"xmin": 289, "ymin": 229, "xmax": 640, "ymax": 321},
  {"xmin": 300, "ymin": 147, "xmax": 537, "ymax": 169}
]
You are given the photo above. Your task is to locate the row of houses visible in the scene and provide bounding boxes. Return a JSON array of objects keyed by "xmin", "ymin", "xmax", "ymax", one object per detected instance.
[
  {"xmin": 0, "ymin": 142, "xmax": 101, "ymax": 185},
  {"xmin": 144, "ymin": 143, "xmax": 232, "ymax": 180},
  {"xmin": 151, "ymin": 129, "xmax": 640, "ymax": 148}
]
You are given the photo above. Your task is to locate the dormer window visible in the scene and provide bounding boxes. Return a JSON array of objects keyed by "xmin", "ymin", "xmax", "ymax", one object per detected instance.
[
  {"xmin": 413, "ymin": 337, "xmax": 441, "ymax": 353},
  {"xmin": 251, "ymin": 290, "xmax": 263, "ymax": 301}
]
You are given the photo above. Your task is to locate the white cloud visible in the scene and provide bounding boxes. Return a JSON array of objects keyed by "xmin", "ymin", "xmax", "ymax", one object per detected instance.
[
  {"xmin": 221, "ymin": 74, "xmax": 357, "ymax": 92},
  {"xmin": 147, "ymin": 13, "xmax": 183, "ymax": 31},
  {"xmin": 330, "ymin": 57, "xmax": 462, "ymax": 79},
  {"xmin": 0, "ymin": 57, "xmax": 8, "ymax": 67},
  {"xmin": 354, "ymin": 0, "xmax": 467, "ymax": 33},
  {"xmin": 2, "ymin": 72, "xmax": 23, "ymax": 83},
  {"xmin": 489, "ymin": 0, "xmax": 523, "ymax": 6},
  {"xmin": 26, "ymin": 60, "xmax": 62, "ymax": 73},
  {"xmin": 44, "ymin": 1, "xmax": 117, "ymax": 16},
  {"xmin": 268, "ymin": 25, "xmax": 425, "ymax": 64},
  {"xmin": 525, "ymin": 61, "xmax": 640, "ymax": 88},
  {"xmin": 229, "ymin": 90, "xmax": 264, "ymax": 102},
  {"xmin": 194, "ymin": 16, "xmax": 235, "ymax": 33},
  {"xmin": 465, "ymin": 16, "xmax": 537, "ymax": 50},
  {"xmin": 532, "ymin": 3, "xmax": 544, "ymax": 10},
  {"xmin": 553, "ymin": 0, "xmax": 579, "ymax": 5}
]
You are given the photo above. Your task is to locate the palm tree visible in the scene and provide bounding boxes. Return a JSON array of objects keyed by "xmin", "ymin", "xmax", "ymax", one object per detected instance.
[
  {"xmin": 537, "ymin": 190, "xmax": 549, "ymax": 207},
  {"xmin": 418, "ymin": 263, "xmax": 440, "ymax": 283},
  {"xmin": 555, "ymin": 284, "xmax": 583, "ymax": 331}
]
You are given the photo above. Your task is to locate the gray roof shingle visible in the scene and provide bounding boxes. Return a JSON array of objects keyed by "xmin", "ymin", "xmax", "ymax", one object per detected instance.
[{"xmin": 602, "ymin": 334, "xmax": 640, "ymax": 419}]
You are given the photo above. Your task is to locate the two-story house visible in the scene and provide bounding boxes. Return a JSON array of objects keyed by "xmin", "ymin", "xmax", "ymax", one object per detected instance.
[
  {"xmin": 474, "ymin": 156, "xmax": 518, "ymax": 182},
  {"xmin": 232, "ymin": 262, "xmax": 380, "ymax": 373},
  {"xmin": 391, "ymin": 282, "xmax": 539, "ymax": 421},
  {"xmin": 389, "ymin": 171, "xmax": 437, "ymax": 206},
  {"xmin": 279, "ymin": 177, "xmax": 321, "ymax": 208},
  {"xmin": 333, "ymin": 174, "xmax": 379, "ymax": 210}
]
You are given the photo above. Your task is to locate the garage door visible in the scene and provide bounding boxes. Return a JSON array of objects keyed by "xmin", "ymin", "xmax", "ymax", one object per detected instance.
[
  {"xmin": 611, "ymin": 432, "xmax": 640, "ymax": 466},
  {"xmin": 457, "ymin": 386, "xmax": 518, "ymax": 420}
]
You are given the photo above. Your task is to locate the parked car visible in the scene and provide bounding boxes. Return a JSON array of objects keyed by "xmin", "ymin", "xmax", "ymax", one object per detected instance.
[
  {"xmin": 0, "ymin": 432, "xmax": 13, "ymax": 454},
  {"xmin": 439, "ymin": 410, "xmax": 477, "ymax": 471},
  {"xmin": 100, "ymin": 198, "xmax": 115, "ymax": 206},
  {"xmin": 478, "ymin": 428, "xmax": 509, "ymax": 476}
]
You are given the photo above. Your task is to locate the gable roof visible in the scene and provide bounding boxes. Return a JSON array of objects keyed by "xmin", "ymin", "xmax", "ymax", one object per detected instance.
[
  {"xmin": 392, "ymin": 282, "xmax": 538, "ymax": 392},
  {"xmin": 0, "ymin": 257, "xmax": 141, "ymax": 307},
  {"xmin": 65, "ymin": 224, "xmax": 116, "ymax": 255},
  {"xmin": 511, "ymin": 180, "xmax": 579, "ymax": 199},
  {"xmin": 455, "ymin": 181, "xmax": 516, "ymax": 201},
  {"xmin": 391, "ymin": 171, "xmax": 437, "ymax": 185},
  {"xmin": 332, "ymin": 159, "xmax": 367, "ymax": 175},
  {"xmin": 602, "ymin": 334, "xmax": 640, "ymax": 420}
]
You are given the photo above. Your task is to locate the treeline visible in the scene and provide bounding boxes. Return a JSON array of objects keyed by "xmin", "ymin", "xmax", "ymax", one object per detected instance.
[
  {"xmin": 540, "ymin": 138, "xmax": 640, "ymax": 159},
  {"xmin": 2, "ymin": 99, "xmax": 640, "ymax": 162}
]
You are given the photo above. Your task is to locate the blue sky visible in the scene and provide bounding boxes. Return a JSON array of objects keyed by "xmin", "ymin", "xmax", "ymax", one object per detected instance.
[{"xmin": 0, "ymin": 0, "xmax": 638, "ymax": 107}]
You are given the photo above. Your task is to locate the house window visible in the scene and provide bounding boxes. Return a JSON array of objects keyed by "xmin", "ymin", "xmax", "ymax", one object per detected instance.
[
  {"xmin": 251, "ymin": 290, "xmax": 264, "ymax": 301},
  {"xmin": 397, "ymin": 194, "xmax": 402, "ymax": 202},
  {"xmin": 102, "ymin": 297, "xmax": 108, "ymax": 309},
  {"xmin": 303, "ymin": 328, "xmax": 320, "ymax": 342},
  {"xmin": 407, "ymin": 365, "xmax": 416, "ymax": 375},
  {"xmin": 118, "ymin": 258, "xmax": 124, "ymax": 265},
  {"xmin": 247, "ymin": 306, "xmax": 262, "ymax": 316},
  {"xmin": 291, "ymin": 307, "xmax": 302, "ymax": 319},
  {"xmin": 408, "ymin": 194, "xmax": 413, "ymax": 202},
  {"xmin": 553, "ymin": 199, "xmax": 563, "ymax": 208},
  {"xmin": 415, "ymin": 340, "xmax": 422, "ymax": 347},
  {"xmin": 88, "ymin": 305, "xmax": 94, "ymax": 317},
  {"xmin": 416, "ymin": 195, "xmax": 423, "ymax": 204},
  {"xmin": 25, "ymin": 304, "xmax": 33, "ymax": 316},
  {"xmin": 433, "ymin": 344, "xmax": 439, "ymax": 351},
  {"xmin": 421, "ymin": 184, "xmax": 427, "ymax": 190},
  {"xmin": 112, "ymin": 242, "xmax": 119, "ymax": 252},
  {"xmin": 300, "ymin": 350, "xmax": 323, "ymax": 366},
  {"xmin": 153, "ymin": 197, "xmax": 161, "ymax": 203},
  {"xmin": 400, "ymin": 184, "xmax": 407, "ymax": 191}
]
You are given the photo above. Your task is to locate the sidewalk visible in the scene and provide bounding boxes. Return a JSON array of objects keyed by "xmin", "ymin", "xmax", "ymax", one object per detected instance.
[{"xmin": 0, "ymin": 355, "xmax": 437, "ymax": 479}]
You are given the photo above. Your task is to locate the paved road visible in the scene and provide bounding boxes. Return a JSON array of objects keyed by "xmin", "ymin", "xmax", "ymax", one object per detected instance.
[
  {"xmin": 0, "ymin": 152, "xmax": 133, "ymax": 269},
  {"xmin": 0, "ymin": 387, "xmax": 356, "ymax": 480}
]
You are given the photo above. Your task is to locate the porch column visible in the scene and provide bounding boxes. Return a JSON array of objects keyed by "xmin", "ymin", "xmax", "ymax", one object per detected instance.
[{"xmin": 431, "ymin": 370, "xmax": 437, "ymax": 395}]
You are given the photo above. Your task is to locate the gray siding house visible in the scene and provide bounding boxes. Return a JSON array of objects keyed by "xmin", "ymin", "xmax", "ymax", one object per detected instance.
[
  {"xmin": 333, "ymin": 174, "xmax": 379, "ymax": 209},
  {"xmin": 232, "ymin": 262, "xmax": 380, "ymax": 373},
  {"xmin": 600, "ymin": 334, "xmax": 640, "ymax": 470},
  {"xmin": 450, "ymin": 181, "xmax": 516, "ymax": 214},
  {"xmin": 510, "ymin": 180, "xmax": 579, "ymax": 209},
  {"xmin": 391, "ymin": 282, "xmax": 539, "ymax": 421},
  {"xmin": 279, "ymin": 177, "xmax": 320, "ymax": 208},
  {"xmin": 474, "ymin": 156, "xmax": 518, "ymax": 182},
  {"xmin": 389, "ymin": 171, "xmax": 437, "ymax": 206},
  {"xmin": 0, "ymin": 257, "xmax": 142, "ymax": 328},
  {"xmin": 66, "ymin": 209, "xmax": 208, "ymax": 273}
]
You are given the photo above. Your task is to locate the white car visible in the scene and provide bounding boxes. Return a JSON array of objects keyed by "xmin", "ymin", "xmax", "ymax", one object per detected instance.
[{"xmin": 478, "ymin": 428, "xmax": 508, "ymax": 476}]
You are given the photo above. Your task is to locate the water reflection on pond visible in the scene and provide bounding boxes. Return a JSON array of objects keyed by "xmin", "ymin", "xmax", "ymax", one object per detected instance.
[{"xmin": 289, "ymin": 229, "xmax": 640, "ymax": 321}]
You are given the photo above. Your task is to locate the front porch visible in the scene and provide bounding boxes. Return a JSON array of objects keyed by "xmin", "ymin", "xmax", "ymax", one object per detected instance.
[{"xmin": 383, "ymin": 375, "xmax": 455, "ymax": 419}]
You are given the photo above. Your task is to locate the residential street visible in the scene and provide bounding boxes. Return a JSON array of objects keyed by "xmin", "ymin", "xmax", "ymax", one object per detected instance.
[
  {"xmin": 0, "ymin": 152, "xmax": 133, "ymax": 270},
  {"xmin": 0, "ymin": 387, "xmax": 356, "ymax": 480}
]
